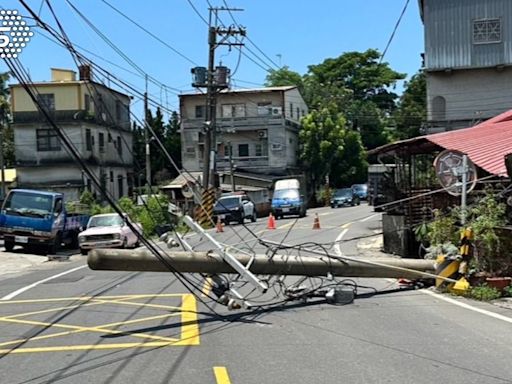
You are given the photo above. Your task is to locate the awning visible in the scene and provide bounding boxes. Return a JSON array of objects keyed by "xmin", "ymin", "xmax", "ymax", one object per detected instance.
[{"xmin": 369, "ymin": 110, "xmax": 512, "ymax": 177}]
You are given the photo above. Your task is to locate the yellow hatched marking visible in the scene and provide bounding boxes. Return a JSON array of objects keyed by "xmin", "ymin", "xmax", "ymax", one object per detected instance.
[
  {"xmin": 201, "ymin": 277, "xmax": 213, "ymax": 298},
  {"xmin": 0, "ymin": 293, "xmax": 199, "ymax": 354},
  {"xmin": 0, "ymin": 312, "xmax": 182, "ymax": 348},
  {"xmin": 213, "ymin": 366, "xmax": 232, "ymax": 384},
  {"xmin": 175, "ymin": 294, "xmax": 200, "ymax": 346},
  {"xmin": 0, "ymin": 294, "xmax": 185, "ymax": 305}
]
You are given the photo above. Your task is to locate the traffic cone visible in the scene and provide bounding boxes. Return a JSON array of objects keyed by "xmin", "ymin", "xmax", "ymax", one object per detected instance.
[
  {"xmin": 215, "ymin": 216, "xmax": 224, "ymax": 233},
  {"xmin": 312, "ymin": 213, "xmax": 321, "ymax": 229},
  {"xmin": 267, "ymin": 213, "xmax": 276, "ymax": 230}
]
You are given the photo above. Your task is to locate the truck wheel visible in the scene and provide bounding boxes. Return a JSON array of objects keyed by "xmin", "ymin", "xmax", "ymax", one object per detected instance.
[
  {"xmin": 80, "ymin": 248, "xmax": 88, "ymax": 255},
  {"xmin": 70, "ymin": 232, "xmax": 79, "ymax": 249},
  {"xmin": 238, "ymin": 215, "xmax": 244, "ymax": 224},
  {"xmin": 4, "ymin": 240, "xmax": 14, "ymax": 252}
]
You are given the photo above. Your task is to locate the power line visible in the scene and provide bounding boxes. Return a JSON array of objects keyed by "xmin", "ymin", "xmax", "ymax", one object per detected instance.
[
  {"xmin": 100, "ymin": 0, "xmax": 199, "ymax": 66},
  {"xmin": 380, "ymin": 0, "xmax": 411, "ymax": 64}
]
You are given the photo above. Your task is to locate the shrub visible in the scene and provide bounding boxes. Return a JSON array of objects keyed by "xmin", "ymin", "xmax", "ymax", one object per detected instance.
[{"xmin": 468, "ymin": 284, "xmax": 501, "ymax": 301}]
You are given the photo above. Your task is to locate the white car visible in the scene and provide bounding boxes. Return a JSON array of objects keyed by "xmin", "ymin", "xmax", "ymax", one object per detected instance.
[
  {"xmin": 78, "ymin": 213, "xmax": 141, "ymax": 255},
  {"xmin": 213, "ymin": 194, "xmax": 257, "ymax": 224}
]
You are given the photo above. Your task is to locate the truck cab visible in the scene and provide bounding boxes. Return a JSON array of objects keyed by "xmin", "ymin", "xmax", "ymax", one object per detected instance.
[
  {"xmin": 271, "ymin": 179, "xmax": 307, "ymax": 219},
  {"xmin": 0, "ymin": 189, "xmax": 89, "ymax": 255}
]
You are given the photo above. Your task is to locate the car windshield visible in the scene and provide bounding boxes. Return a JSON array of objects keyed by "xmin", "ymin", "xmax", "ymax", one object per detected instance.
[
  {"xmin": 215, "ymin": 197, "xmax": 240, "ymax": 209},
  {"xmin": 352, "ymin": 184, "xmax": 367, "ymax": 192},
  {"xmin": 273, "ymin": 189, "xmax": 299, "ymax": 199},
  {"xmin": 334, "ymin": 189, "xmax": 352, "ymax": 197},
  {"xmin": 88, "ymin": 214, "xmax": 124, "ymax": 228},
  {"xmin": 3, "ymin": 191, "xmax": 53, "ymax": 217}
]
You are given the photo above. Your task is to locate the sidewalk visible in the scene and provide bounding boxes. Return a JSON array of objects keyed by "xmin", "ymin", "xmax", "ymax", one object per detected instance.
[{"xmin": 0, "ymin": 252, "xmax": 58, "ymax": 279}]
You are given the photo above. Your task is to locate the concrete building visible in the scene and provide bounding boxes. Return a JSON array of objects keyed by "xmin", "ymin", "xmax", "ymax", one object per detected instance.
[
  {"xmin": 179, "ymin": 86, "xmax": 308, "ymax": 177},
  {"xmin": 10, "ymin": 67, "xmax": 133, "ymax": 201},
  {"xmin": 420, "ymin": 0, "xmax": 512, "ymax": 132}
]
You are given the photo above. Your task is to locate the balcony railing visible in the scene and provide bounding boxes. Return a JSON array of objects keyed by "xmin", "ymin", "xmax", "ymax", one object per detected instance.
[
  {"xmin": 202, "ymin": 156, "xmax": 270, "ymax": 170},
  {"xmin": 13, "ymin": 110, "xmax": 131, "ymax": 131},
  {"xmin": 182, "ymin": 115, "xmax": 285, "ymax": 131}
]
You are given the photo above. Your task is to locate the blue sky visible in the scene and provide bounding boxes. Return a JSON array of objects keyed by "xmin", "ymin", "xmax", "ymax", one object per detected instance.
[{"xmin": 0, "ymin": 0, "xmax": 424, "ymax": 119}]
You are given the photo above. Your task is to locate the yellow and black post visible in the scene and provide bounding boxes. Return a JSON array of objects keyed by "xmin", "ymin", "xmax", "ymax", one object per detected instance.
[{"xmin": 197, "ymin": 188, "xmax": 216, "ymax": 228}]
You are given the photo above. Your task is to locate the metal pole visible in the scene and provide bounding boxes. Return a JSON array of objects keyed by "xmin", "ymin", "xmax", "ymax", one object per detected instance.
[
  {"xmin": 144, "ymin": 75, "xmax": 151, "ymax": 192},
  {"xmin": 461, "ymin": 154, "xmax": 468, "ymax": 225},
  {"xmin": 229, "ymin": 142, "xmax": 235, "ymax": 192}
]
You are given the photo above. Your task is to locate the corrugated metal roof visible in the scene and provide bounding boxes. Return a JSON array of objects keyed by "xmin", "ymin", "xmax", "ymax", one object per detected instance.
[{"xmin": 370, "ymin": 109, "xmax": 512, "ymax": 176}]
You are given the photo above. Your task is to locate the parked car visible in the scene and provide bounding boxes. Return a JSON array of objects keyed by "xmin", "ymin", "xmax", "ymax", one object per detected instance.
[
  {"xmin": 78, "ymin": 213, "xmax": 140, "ymax": 255},
  {"xmin": 351, "ymin": 184, "xmax": 368, "ymax": 200},
  {"xmin": 331, "ymin": 188, "xmax": 360, "ymax": 208},
  {"xmin": 213, "ymin": 193, "xmax": 257, "ymax": 224}
]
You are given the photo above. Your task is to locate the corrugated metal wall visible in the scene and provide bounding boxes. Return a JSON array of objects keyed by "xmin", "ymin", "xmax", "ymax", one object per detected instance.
[{"xmin": 424, "ymin": 0, "xmax": 512, "ymax": 69}]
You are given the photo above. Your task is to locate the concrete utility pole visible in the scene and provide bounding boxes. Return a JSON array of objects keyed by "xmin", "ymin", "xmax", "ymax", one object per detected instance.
[
  {"xmin": 195, "ymin": 6, "xmax": 245, "ymax": 225},
  {"xmin": 144, "ymin": 75, "xmax": 151, "ymax": 192},
  {"xmin": 228, "ymin": 141, "xmax": 235, "ymax": 192},
  {"xmin": 88, "ymin": 248, "xmax": 437, "ymax": 280}
]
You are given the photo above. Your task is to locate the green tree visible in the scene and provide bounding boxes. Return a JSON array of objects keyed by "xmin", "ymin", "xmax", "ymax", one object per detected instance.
[
  {"xmin": 164, "ymin": 111, "xmax": 181, "ymax": 179},
  {"xmin": 264, "ymin": 65, "xmax": 303, "ymax": 91},
  {"xmin": 393, "ymin": 71, "xmax": 426, "ymax": 139},
  {"xmin": 0, "ymin": 72, "xmax": 14, "ymax": 167},
  {"xmin": 299, "ymin": 104, "xmax": 366, "ymax": 199}
]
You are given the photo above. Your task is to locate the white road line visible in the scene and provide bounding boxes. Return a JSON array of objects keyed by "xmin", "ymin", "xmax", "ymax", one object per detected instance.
[
  {"xmin": 0, "ymin": 265, "xmax": 87, "ymax": 301},
  {"xmin": 359, "ymin": 213, "xmax": 380, "ymax": 222},
  {"xmin": 421, "ymin": 289, "xmax": 512, "ymax": 324},
  {"xmin": 334, "ymin": 228, "xmax": 349, "ymax": 256}
]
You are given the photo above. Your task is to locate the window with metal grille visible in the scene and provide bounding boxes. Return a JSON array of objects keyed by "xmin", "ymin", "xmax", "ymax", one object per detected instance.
[
  {"xmin": 98, "ymin": 132, "xmax": 105, "ymax": 153},
  {"xmin": 255, "ymin": 143, "xmax": 262, "ymax": 157},
  {"xmin": 238, "ymin": 143, "xmax": 249, "ymax": 157},
  {"xmin": 37, "ymin": 93, "xmax": 55, "ymax": 112},
  {"xmin": 473, "ymin": 18, "xmax": 501, "ymax": 44},
  {"xmin": 86, "ymin": 129, "xmax": 92, "ymax": 150},
  {"xmin": 195, "ymin": 105, "xmax": 205, "ymax": 118},
  {"xmin": 36, "ymin": 129, "xmax": 60, "ymax": 151}
]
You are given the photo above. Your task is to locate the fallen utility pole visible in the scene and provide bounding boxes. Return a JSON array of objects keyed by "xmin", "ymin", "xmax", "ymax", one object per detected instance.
[{"xmin": 88, "ymin": 248, "xmax": 436, "ymax": 280}]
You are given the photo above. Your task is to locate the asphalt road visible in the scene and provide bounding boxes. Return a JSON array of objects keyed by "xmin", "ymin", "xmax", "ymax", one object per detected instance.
[{"xmin": 0, "ymin": 204, "xmax": 512, "ymax": 383}]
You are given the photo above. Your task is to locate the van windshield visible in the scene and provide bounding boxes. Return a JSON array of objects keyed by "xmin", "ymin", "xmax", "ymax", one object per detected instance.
[
  {"xmin": 274, "ymin": 189, "xmax": 299, "ymax": 199},
  {"xmin": 215, "ymin": 197, "xmax": 240, "ymax": 209},
  {"xmin": 3, "ymin": 191, "xmax": 53, "ymax": 217}
]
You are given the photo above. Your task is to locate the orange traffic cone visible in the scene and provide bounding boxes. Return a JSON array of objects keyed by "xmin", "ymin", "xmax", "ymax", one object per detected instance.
[
  {"xmin": 216, "ymin": 216, "xmax": 224, "ymax": 233},
  {"xmin": 267, "ymin": 213, "xmax": 276, "ymax": 230},
  {"xmin": 312, "ymin": 213, "xmax": 321, "ymax": 229}
]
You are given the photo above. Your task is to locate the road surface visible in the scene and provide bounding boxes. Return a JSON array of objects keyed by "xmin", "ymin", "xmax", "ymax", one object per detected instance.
[{"xmin": 0, "ymin": 204, "xmax": 512, "ymax": 384}]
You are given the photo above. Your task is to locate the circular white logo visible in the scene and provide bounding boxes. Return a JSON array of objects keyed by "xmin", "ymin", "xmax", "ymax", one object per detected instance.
[{"xmin": 0, "ymin": 10, "xmax": 33, "ymax": 59}]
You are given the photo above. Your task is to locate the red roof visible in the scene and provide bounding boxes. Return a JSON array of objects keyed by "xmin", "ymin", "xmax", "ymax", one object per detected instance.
[
  {"xmin": 426, "ymin": 110, "xmax": 512, "ymax": 176},
  {"xmin": 370, "ymin": 109, "xmax": 512, "ymax": 176}
]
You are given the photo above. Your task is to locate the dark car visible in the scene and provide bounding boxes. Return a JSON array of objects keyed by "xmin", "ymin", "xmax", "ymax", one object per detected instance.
[
  {"xmin": 351, "ymin": 184, "xmax": 368, "ymax": 200},
  {"xmin": 331, "ymin": 188, "xmax": 360, "ymax": 208},
  {"xmin": 213, "ymin": 194, "xmax": 257, "ymax": 224}
]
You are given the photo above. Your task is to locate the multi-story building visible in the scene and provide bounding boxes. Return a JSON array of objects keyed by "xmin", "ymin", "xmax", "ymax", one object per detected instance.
[
  {"xmin": 420, "ymin": 0, "xmax": 512, "ymax": 133},
  {"xmin": 10, "ymin": 67, "xmax": 133, "ymax": 201},
  {"xmin": 179, "ymin": 86, "xmax": 308, "ymax": 177}
]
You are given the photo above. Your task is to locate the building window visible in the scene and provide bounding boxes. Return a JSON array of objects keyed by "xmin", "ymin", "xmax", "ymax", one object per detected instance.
[
  {"xmin": 110, "ymin": 171, "xmax": 114, "ymax": 182},
  {"xmin": 37, "ymin": 93, "xmax": 55, "ymax": 112},
  {"xmin": 36, "ymin": 129, "xmax": 60, "ymax": 151},
  {"xmin": 108, "ymin": 133, "xmax": 112, "ymax": 143},
  {"xmin": 222, "ymin": 104, "xmax": 246, "ymax": 118},
  {"xmin": 115, "ymin": 100, "xmax": 122, "ymax": 123},
  {"xmin": 257, "ymin": 102, "xmax": 272, "ymax": 116},
  {"xmin": 98, "ymin": 132, "xmax": 105, "ymax": 153},
  {"xmin": 118, "ymin": 175, "xmax": 124, "ymax": 198},
  {"xmin": 117, "ymin": 136, "xmax": 122, "ymax": 156},
  {"xmin": 225, "ymin": 144, "xmax": 231, "ymax": 157},
  {"xmin": 255, "ymin": 143, "xmax": 262, "ymax": 157},
  {"xmin": 238, "ymin": 143, "xmax": 249, "ymax": 157},
  {"xmin": 473, "ymin": 18, "xmax": 501, "ymax": 44},
  {"xmin": 195, "ymin": 105, "xmax": 205, "ymax": 118},
  {"xmin": 432, "ymin": 96, "xmax": 446, "ymax": 121},
  {"xmin": 84, "ymin": 94, "xmax": 91, "ymax": 112},
  {"xmin": 85, "ymin": 129, "xmax": 92, "ymax": 150},
  {"xmin": 289, "ymin": 102, "xmax": 293, "ymax": 117}
]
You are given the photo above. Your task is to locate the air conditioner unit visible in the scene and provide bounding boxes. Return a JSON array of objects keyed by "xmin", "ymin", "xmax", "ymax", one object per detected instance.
[
  {"xmin": 271, "ymin": 107, "xmax": 282, "ymax": 116},
  {"xmin": 257, "ymin": 130, "xmax": 268, "ymax": 138},
  {"xmin": 271, "ymin": 143, "xmax": 283, "ymax": 151}
]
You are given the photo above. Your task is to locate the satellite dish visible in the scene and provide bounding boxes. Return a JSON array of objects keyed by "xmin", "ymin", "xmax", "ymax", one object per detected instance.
[
  {"xmin": 434, "ymin": 149, "xmax": 477, "ymax": 196},
  {"xmin": 434, "ymin": 150, "xmax": 477, "ymax": 196},
  {"xmin": 181, "ymin": 182, "xmax": 194, "ymax": 198}
]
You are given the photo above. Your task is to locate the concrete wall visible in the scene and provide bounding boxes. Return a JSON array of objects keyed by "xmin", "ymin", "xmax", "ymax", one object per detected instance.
[{"xmin": 427, "ymin": 67, "xmax": 512, "ymax": 123}]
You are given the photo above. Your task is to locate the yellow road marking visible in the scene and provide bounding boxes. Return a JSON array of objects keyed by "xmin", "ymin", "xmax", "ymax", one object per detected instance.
[
  {"xmin": 277, "ymin": 222, "xmax": 294, "ymax": 230},
  {"xmin": 0, "ymin": 293, "xmax": 199, "ymax": 354},
  {"xmin": 341, "ymin": 222, "xmax": 352, "ymax": 229},
  {"xmin": 0, "ymin": 293, "xmax": 185, "ymax": 305},
  {"xmin": 201, "ymin": 277, "xmax": 213, "ymax": 298},
  {"xmin": 214, "ymin": 366, "xmax": 232, "ymax": 384}
]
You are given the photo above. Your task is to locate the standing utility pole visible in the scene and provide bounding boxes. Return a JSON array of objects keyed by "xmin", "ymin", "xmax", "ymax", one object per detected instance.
[
  {"xmin": 192, "ymin": 6, "xmax": 245, "ymax": 225},
  {"xmin": 144, "ymin": 75, "xmax": 151, "ymax": 192}
]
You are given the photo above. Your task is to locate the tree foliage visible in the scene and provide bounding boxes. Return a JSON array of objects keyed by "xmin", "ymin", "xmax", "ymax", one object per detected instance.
[
  {"xmin": 0, "ymin": 72, "xmax": 14, "ymax": 167},
  {"xmin": 264, "ymin": 65, "xmax": 303, "ymax": 91},
  {"xmin": 393, "ymin": 71, "xmax": 426, "ymax": 139}
]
